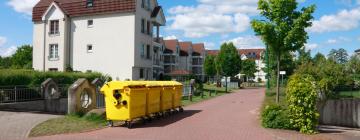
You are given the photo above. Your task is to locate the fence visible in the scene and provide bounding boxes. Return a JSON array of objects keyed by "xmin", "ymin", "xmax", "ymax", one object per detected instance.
[{"xmin": 0, "ymin": 86, "xmax": 43, "ymax": 103}]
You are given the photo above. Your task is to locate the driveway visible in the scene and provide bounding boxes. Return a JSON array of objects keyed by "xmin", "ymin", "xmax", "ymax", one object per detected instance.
[
  {"xmin": 30, "ymin": 88, "xmax": 358, "ymax": 140},
  {"xmin": 0, "ymin": 111, "xmax": 59, "ymax": 140}
]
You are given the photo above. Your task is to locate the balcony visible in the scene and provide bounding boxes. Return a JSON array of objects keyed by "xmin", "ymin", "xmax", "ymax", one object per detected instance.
[{"xmin": 192, "ymin": 58, "xmax": 203, "ymax": 66}]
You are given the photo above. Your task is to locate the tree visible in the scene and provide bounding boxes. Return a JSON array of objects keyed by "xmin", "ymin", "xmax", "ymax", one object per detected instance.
[
  {"xmin": 241, "ymin": 59, "xmax": 258, "ymax": 81},
  {"xmin": 328, "ymin": 48, "xmax": 349, "ymax": 64},
  {"xmin": 312, "ymin": 52, "xmax": 326, "ymax": 64},
  {"xmin": 216, "ymin": 42, "xmax": 241, "ymax": 92},
  {"xmin": 347, "ymin": 55, "xmax": 360, "ymax": 74},
  {"xmin": 11, "ymin": 45, "xmax": 32, "ymax": 69},
  {"xmin": 0, "ymin": 56, "xmax": 11, "ymax": 69},
  {"xmin": 251, "ymin": 0, "xmax": 315, "ymax": 103},
  {"xmin": 296, "ymin": 47, "xmax": 312, "ymax": 66},
  {"xmin": 204, "ymin": 55, "xmax": 217, "ymax": 82}
]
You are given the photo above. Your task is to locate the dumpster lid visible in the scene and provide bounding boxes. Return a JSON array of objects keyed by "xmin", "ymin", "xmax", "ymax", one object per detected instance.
[
  {"xmin": 157, "ymin": 81, "xmax": 183, "ymax": 86},
  {"xmin": 106, "ymin": 81, "xmax": 146, "ymax": 89}
]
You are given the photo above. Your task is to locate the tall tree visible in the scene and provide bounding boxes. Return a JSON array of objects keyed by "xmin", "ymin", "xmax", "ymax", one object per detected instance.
[
  {"xmin": 336, "ymin": 48, "xmax": 348, "ymax": 64},
  {"xmin": 11, "ymin": 45, "xmax": 32, "ymax": 69},
  {"xmin": 241, "ymin": 59, "xmax": 258, "ymax": 81},
  {"xmin": 327, "ymin": 49, "xmax": 337, "ymax": 61},
  {"xmin": 251, "ymin": 0, "xmax": 315, "ymax": 103},
  {"xmin": 296, "ymin": 47, "xmax": 312, "ymax": 66},
  {"xmin": 313, "ymin": 52, "xmax": 326, "ymax": 64},
  {"xmin": 204, "ymin": 55, "xmax": 217, "ymax": 82},
  {"xmin": 216, "ymin": 42, "xmax": 241, "ymax": 92}
]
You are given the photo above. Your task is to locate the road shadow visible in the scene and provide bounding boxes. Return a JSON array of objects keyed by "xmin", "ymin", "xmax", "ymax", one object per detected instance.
[
  {"xmin": 126, "ymin": 110, "xmax": 202, "ymax": 128},
  {"xmin": 318, "ymin": 125, "xmax": 360, "ymax": 134}
]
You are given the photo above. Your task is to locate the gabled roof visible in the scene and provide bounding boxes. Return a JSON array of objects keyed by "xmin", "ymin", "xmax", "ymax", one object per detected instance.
[
  {"xmin": 193, "ymin": 43, "xmax": 205, "ymax": 54},
  {"xmin": 179, "ymin": 42, "xmax": 192, "ymax": 56},
  {"xmin": 163, "ymin": 39, "xmax": 179, "ymax": 53},
  {"xmin": 238, "ymin": 49, "xmax": 265, "ymax": 60},
  {"xmin": 33, "ymin": 0, "xmax": 136, "ymax": 22}
]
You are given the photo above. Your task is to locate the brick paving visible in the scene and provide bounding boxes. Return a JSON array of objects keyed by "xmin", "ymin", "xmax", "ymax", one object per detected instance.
[
  {"xmin": 0, "ymin": 111, "xmax": 59, "ymax": 140},
  {"xmin": 27, "ymin": 88, "xmax": 359, "ymax": 140}
]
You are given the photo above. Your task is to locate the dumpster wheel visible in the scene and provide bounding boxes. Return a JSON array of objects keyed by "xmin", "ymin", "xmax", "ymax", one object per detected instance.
[
  {"xmin": 126, "ymin": 121, "xmax": 133, "ymax": 129},
  {"xmin": 179, "ymin": 107, "xmax": 184, "ymax": 112},
  {"xmin": 107, "ymin": 120, "xmax": 114, "ymax": 127}
]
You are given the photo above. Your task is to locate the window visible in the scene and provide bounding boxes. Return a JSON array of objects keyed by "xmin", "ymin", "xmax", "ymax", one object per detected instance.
[
  {"xmin": 147, "ymin": 0, "xmax": 151, "ymax": 10},
  {"xmin": 49, "ymin": 20, "xmax": 59, "ymax": 35},
  {"xmin": 141, "ymin": 19, "xmax": 145, "ymax": 33},
  {"xmin": 146, "ymin": 21, "xmax": 151, "ymax": 35},
  {"xmin": 49, "ymin": 44, "xmax": 59, "ymax": 60},
  {"xmin": 87, "ymin": 45, "xmax": 93, "ymax": 53},
  {"xmin": 141, "ymin": 0, "xmax": 145, "ymax": 8},
  {"xmin": 140, "ymin": 44, "xmax": 145, "ymax": 58},
  {"xmin": 87, "ymin": 20, "xmax": 93, "ymax": 27},
  {"xmin": 140, "ymin": 68, "xmax": 144, "ymax": 79},
  {"xmin": 146, "ymin": 45, "xmax": 151, "ymax": 59},
  {"xmin": 86, "ymin": 0, "xmax": 93, "ymax": 8},
  {"xmin": 49, "ymin": 68, "xmax": 58, "ymax": 72}
]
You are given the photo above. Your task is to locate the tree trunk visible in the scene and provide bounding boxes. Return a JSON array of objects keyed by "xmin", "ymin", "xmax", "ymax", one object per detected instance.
[
  {"xmin": 276, "ymin": 54, "xmax": 280, "ymax": 103},
  {"xmin": 225, "ymin": 76, "xmax": 228, "ymax": 93}
]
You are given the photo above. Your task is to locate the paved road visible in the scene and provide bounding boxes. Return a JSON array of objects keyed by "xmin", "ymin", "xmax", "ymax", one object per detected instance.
[
  {"xmin": 30, "ymin": 88, "xmax": 358, "ymax": 140},
  {"xmin": 0, "ymin": 111, "xmax": 59, "ymax": 140}
]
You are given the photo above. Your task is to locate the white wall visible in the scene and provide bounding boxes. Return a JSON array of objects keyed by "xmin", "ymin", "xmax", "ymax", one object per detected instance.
[
  {"xmin": 71, "ymin": 13, "xmax": 136, "ymax": 80},
  {"xmin": 33, "ymin": 23, "xmax": 45, "ymax": 71}
]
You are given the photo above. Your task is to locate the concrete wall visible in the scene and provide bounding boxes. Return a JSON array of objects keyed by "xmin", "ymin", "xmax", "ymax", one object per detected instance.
[
  {"xmin": 319, "ymin": 99, "xmax": 360, "ymax": 128},
  {"xmin": 0, "ymin": 98, "xmax": 68, "ymax": 114}
]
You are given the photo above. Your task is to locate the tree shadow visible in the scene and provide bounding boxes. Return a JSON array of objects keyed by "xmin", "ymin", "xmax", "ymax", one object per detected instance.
[{"xmin": 318, "ymin": 125, "xmax": 360, "ymax": 134}]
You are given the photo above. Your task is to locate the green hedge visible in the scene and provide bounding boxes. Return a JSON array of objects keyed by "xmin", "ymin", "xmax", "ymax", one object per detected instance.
[
  {"xmin": 0, "ymin": 69, "xmax": 109, "ymax": 86},
  {"xmin": 261, "ymin": 104, "xmax": 293, "ymax": 129}
]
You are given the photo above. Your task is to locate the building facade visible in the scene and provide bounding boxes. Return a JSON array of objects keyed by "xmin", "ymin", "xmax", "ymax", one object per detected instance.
[
  {"xmin": 207, "ymin": 49, "xmax": 266, "ymax": 82},
  {"xmin": 32, "ymin": 0, "xmax": 165, "ymax": 80},
  {"xmin": 356, "ymin": 49, "xmax": 360, "ymax": 55}
]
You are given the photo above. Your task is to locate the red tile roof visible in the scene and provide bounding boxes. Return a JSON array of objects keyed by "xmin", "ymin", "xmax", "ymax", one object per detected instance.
[
  {"xmin": 206, "ymin": 50, "xmax": 219, "ymax": 56},
  {"xmin": 33, "ymin": 0, "xmax": 136, "ymax": 22},
  {"xmin": 163, "ymin": 39, "xmax": 179, "ymax": 53},
  {"xmin": 193, "ymin": 43, "xmax": 205, "ymax": 54},
  {"xmin": 179, "ymin": 42, "xmax": 192, "ymax": 52},
  {"xmin": 169, "ymin": 70, "xmax": 191, "ymax": 75}
]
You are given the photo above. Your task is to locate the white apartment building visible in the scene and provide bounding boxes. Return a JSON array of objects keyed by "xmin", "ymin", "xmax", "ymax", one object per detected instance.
[{"xmin": 32, "ymin": 0, "xmax": 166, "ymax": 80}]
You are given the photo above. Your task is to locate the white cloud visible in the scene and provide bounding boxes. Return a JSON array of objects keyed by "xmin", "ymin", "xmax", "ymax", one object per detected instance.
[
  {"xmin": 0, "ymin": 46, "xmax": 18, "ymax": 57},
  {"xmin": 204, "ymin": 42, "xmax": 216, "ymax": 49},
  {"xmin": 304, "ymin": 43, "xmax": 319, "ymax": 50},
  {"xmin": 308, "ymin": 7, "xmax": 360, "ymax": 33},
  {"xmin": 225, "ymin": 36, "xmax": 265, "ymax": 49},
  {"xmin": 0, "ymin": 36, "xmax": 7, "ymax": 47},
  {"xmin": 326, "ymin": 36, "xmax": 351, "ymax": 44},
  {"xmin": 164, "ymin": 35, "xmax": 178, "ymax": 40},
  {"xmin": 167, "ymin": 0, "xmax": 258, "ymax": 38},
  {"xmin": 7, "ymin": 0, "xmax": 39, "ymax": 16}
]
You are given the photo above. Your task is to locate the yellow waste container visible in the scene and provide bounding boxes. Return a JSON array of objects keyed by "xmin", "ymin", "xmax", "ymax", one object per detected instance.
[
  {"xmin": 143, "ymin": 82, "xmax": 161, "ymax": 116},
  {"xmin": 100, "ymin": 81, "xmax": 147, "ymax": 127},
  {"xmin": 171, "ymin": 81, "xmax": 183, "ymax": 111},
  {"xmin": 158, "ymin": 82, "xmax": 174, "ymax": 112}
]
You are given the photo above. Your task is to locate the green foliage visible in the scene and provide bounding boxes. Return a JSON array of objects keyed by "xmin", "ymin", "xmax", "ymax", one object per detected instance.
[
  {"xmin": 11, "ymin": 45, "xmax": 33, "ymax": 69},
  {"xmin": 296, "ymin": 47, "xmax": 312, "ymax": 66},
  {"xmin": 261, "ymin": 104, "xmax": 293, "ymax": 129},
  {"xmin": 0, "ymin": 69, "xmax": 109, "ymax": 86},
  {"xmin": 215, "ymin": 42, "xmax": 241, "ymax": 77},
  {"xmin": 328, "ymin": 48, "xmax": 349, "ymax": 64},
  {"xmin": 312, "ymin": 53, "xmax": 326, "ymax": 64},
  {"xmin": 241, "ymin": 59, "xmax": 258, "ymax": 79},
  {"xmin": 204, "ymin": 55, "xmax": 217, "ymax": 77},
  {"xmin": 286, "ymin": 74, "xmax": 319, "ymax": 134},
  {"xmin": 0, "ymin": 57, "xmax": 12, "ymax": 69}
]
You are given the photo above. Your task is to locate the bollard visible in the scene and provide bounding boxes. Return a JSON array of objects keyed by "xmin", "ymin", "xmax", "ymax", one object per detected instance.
[{"xmin": 189, "ymin": 93, "xmax": 193, "ymax": 101}]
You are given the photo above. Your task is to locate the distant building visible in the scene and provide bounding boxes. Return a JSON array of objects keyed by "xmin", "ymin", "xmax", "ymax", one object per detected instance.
[
  {"xmin": 206, "ymin": 49, "xmax": 266, "ymax": 82},
  {"xmin": 356, "ymin": 49, "xmax": 360, "ymax": 55}
]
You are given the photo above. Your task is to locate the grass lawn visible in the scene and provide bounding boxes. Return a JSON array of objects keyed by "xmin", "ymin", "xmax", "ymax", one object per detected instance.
[
  {"xmin": 263, "ymin": 87, "xmax": 287, "ymax": 109},
  {"xmin": 30, "ymin": 84, "xmax": 238, "ymax": 137},
  {"xmin": 29, "ymin": 114, "xmax": 107, "ymax": 137},
  {"xmin": 338, "ymin": 90, "xmax": 360, "ymax": 98}
]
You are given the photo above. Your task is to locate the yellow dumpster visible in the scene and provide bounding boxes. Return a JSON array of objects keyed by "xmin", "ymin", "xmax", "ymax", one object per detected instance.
[
  {"xmin": 158, "ymin": 81, "xmax": 174, "ymax": 113},
  {"xmin": 100, "ymin": 81, "xmax": 147, "ymax": 128},
  {"xmin": 143, "ymin": 82, "xmax": 161, "ymax": 117},
  {"xmin": 171, "ymin": 81, "xmax": 184, "ymax": 112}
]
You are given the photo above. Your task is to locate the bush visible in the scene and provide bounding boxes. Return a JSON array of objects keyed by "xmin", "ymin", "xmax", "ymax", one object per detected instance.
[
  {"xmin": 0, "ymin": 69, "xmax": 110, "ymax": 86},
  {"xmin": 261, "ymin": 104, "xmax": 293, "ymax": 129},
  {"xmin": 286, "ymin": 74, "xmax": 319, "ymax": 134}
]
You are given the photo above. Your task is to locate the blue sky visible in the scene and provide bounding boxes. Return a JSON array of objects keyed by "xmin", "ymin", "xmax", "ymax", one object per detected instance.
[{"xmin": 0, "ymin": 0, "xmax": 359, "ymax": 57}]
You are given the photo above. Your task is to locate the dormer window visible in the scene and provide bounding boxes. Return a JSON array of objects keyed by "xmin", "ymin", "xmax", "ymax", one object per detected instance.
[
  {"xmin": 86, "ymin": 0, "xmax": 94, "ymax": 8},
  {"xmin": 49, "ymin": 20, "xmax": 59, "ymax": 35}
]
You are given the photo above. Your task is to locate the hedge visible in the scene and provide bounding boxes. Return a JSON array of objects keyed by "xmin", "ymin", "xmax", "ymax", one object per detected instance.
[{"xmin": 0, "ymin": 69, "xmax": 109, "ymax": 86}]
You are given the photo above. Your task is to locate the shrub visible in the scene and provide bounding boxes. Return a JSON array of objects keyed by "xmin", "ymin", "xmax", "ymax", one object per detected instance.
[
  {"xmin": 0, "ymin": 69, "xmax": 110, "ymax": 86},
  {"xmin": 286, "ymin": 74, "xmax": 319, "ymax": 134},
  {"xmin": 261, "ymin": 104, "xmax": 293, "ymax": 129}
]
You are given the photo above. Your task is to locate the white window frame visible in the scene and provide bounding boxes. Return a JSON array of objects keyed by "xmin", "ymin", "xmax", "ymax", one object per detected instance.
[
  {"xmin": 49, "ymin": 44, "xmax": 59, "ymax": 61},
  {"xmin": 49, "ymin": 20, "xmax": 59, "ymax": 35},
  {"xmin": 87, "ymin": 44, "xmax": 93, "ymax": 53}
]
